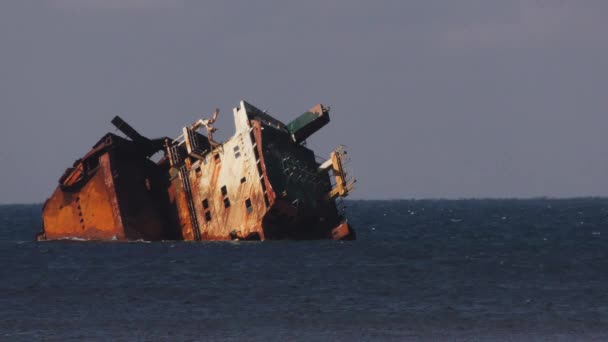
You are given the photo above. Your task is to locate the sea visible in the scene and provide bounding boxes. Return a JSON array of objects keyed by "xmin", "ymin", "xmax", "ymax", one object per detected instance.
[{"xmin": 1, "ymin": 199, "xmax": 608, "ymax": 341}]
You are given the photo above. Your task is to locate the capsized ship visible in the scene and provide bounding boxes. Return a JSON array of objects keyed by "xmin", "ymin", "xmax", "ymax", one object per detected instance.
[{"xmin": 38, "ymin": 101, "xmax": 355, "ymax": 241}]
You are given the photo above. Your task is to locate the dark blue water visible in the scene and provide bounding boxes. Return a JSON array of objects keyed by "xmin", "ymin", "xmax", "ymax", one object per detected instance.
[{"xmin": 1, "ymin": 199, "xmax": 608, "ymax": 341}]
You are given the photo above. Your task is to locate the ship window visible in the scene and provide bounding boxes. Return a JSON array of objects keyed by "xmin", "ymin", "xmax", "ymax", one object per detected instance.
[
  {"xmin": 214, "ymin": 154, "xmax": 221, "ymax": 163},
  {"xmin": 195, "ymin": 167, "xmax": 202, "ymax": 177},
  {"xmin": 224, "ymin": 198, "xmax": 231, "ymax": 208},
  {"xmin": 205, "ymin": 211, "xmax": 212, "ymax": 222},
  {"xmin": 221, "ymin": 186, "xmax": 227, "ymax": 196},
  {"xmin": 245, "ymin": 199, "xmax": 253, "ymax": 213},
  {"xmin": 240, "ymin": 177, "xmax": 246, "ymax": 184},
  {"xmin": 85, "ymin": 156, "xmax": 100, "ymax": 172},
  {"xmin": 202, "ymin": 199, "xmax": 209, "ymax": 209},
  {"xmin": 233, "ymin": 146, "xmax": 240, "ymax": 152},
  {"xmin": 235, "ymin": 152, "xmax": 241, "ymax": 159}
]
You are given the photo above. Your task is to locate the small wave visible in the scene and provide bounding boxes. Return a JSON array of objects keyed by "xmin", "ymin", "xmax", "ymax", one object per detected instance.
[
  {"xmin": 58, "ymin": 237, "xmax": 88, "ymax": 241},
  {"xmin": 129, "ymin": 239, "xmax": 152, "ymax": 243}
]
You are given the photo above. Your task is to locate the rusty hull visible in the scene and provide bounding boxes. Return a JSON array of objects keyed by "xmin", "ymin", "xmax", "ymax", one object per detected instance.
[
  {"xmin": 39, "ymin": 133, "xmax": 178, "ymax": 241},
  {"xmin": 40, "ymin": 101, "xmax": 355, "ymax": 241}
]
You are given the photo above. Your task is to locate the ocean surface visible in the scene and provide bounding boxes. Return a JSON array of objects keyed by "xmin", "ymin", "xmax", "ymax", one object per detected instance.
[{"xmin": 1, "ymin": 199, "xmax": 608, "ymax": 341}]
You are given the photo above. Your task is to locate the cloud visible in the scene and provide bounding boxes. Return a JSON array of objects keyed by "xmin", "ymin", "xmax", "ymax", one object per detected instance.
[
  {"xmin": 49, "ymin": 0, "xmax": 185, "ymax": 12},
  {"xmin": 441, "ymin": 1, "xmax": 607, "ymax": 48}
]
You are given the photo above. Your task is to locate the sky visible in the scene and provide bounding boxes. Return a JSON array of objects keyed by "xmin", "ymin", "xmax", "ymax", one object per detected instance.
[{"xmin": 1, "ymin": 0, "xmax": 607, "ymax": 203}]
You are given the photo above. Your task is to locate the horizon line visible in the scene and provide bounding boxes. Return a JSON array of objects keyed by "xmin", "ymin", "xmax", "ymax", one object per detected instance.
[{"xmin": 3, "ymin": 196, "xmax": 608, "ymax": 206}]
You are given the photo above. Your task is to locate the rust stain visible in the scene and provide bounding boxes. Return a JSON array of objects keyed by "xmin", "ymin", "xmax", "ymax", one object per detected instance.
[{"xmin": 330, "ymin": 220, "xmax": 355, "ymax": 240}]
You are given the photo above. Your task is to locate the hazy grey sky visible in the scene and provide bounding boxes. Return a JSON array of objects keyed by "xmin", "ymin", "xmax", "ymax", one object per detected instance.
[{"xmin": 1, "ymin": 0, "xmax": 607, "ymax": 203}]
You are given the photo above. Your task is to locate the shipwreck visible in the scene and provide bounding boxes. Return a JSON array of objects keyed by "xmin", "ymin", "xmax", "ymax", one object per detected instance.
[{"xmin": 38, "ymin": 101, "xmax": 355, "ymax": 241}]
